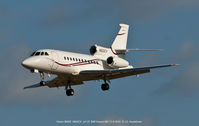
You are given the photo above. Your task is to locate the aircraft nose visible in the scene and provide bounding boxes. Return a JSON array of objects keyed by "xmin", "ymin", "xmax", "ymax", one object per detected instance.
[
  {"xmin": 21, "ymin": 59, "xmax": 32, "ymax": 68},
  {"xmin": 22, "ymin": 57, "xmax": 52, "ymax": 70}
]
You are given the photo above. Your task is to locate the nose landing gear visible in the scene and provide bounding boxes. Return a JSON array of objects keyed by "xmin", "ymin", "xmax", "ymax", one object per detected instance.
[{"xmin": 39, "ymin": 72, "xmax": 46, "ymax": 86}]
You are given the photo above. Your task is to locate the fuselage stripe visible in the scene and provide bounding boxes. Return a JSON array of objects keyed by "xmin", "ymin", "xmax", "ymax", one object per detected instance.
[{"xmin": 54, "ymin": 59, "xmax": 99, "ymax": 67}]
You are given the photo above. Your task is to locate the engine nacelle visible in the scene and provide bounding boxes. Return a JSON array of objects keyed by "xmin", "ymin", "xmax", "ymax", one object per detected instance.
[
  {"xmin": 90, "ymin": 45, "xmax": 109, "ymax": 55},
  {"xmin": 90, "ymin": 45, "xmax": 97, "ymax": 55},
  {"xmin": 106, "ymin": 56, "xmax": 129, "ymax": 68}
]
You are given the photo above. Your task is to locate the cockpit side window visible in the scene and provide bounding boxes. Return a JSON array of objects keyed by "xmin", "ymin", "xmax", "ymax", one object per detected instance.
[
  {"xmin": 35, "ymin": 52, "xmax": 40, "ymax": 56},
  {"xmin": 45, "ymin": 52, "xmax": 49, "ymax": 56},
  {"xmin": 41, "ymin": 52, "xmax": 44, "ymax": 55},
  {"xmin": 30, "ymin": 51, "xmax": 36, "ymax": 56}
]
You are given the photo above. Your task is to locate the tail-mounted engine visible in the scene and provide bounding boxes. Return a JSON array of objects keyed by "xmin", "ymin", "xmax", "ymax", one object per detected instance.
[
  {"xmin": 90, "ymin": 45, "xmax": 109, "ymax": 56},
  {"xmin": 90, "ymin": 45, "xmax": 97, "ymax": 55},
  {"xmin": 106, "ymin": 56, "xmax": 129, "ymax": 68},
  {"xmin": 90, "ymin": 45, "xmax": 129, "ymax": 68}
]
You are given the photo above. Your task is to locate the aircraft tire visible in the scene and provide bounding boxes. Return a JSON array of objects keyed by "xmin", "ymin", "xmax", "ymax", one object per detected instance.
[
  {"xmin": 101, "ymin": 83, "xmax": 109, "ymax": 91},
  {"xmin": 66, "ymin": 89, "xmax": 74, "ymax": 96}
]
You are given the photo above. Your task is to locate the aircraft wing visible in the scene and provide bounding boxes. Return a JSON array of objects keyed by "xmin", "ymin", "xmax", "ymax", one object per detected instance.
[
  {"xmin": 24, "ymin": 64, "xmax": 178, "ymax": 89},
  {"xmin": 79, "ymin": 64, "xmax": 178, "ymax": 80},
  {"xmin": 24, "ymin": 82, "xmax": 46, "ymax": 89},
  {"xmin": 24, "ymin": 76, "xmax": 83, "ymax": 89}
]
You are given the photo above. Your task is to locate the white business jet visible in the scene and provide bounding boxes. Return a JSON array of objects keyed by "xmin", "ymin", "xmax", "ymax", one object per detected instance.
[{"xmin": 22, "ymin": 24, "xmax": 177, "ymax": 96}]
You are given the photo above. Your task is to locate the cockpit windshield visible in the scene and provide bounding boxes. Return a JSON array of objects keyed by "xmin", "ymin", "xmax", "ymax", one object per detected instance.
[
  {"xmin": 35, "ymin": 52, "xmax": 40, "ymax": 56},
  {"xmin": 30, "ymin": 51, "xmax": 49, "ymax": 56},
  {"xmin": 30, "ymin": 51, "xmax": 36, "ymax": 56}
]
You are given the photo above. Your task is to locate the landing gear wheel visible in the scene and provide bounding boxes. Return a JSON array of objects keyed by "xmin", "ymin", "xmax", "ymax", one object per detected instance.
[
  {"xmin": 66, "ymin": 89, "xmax": 74, "ymax": 96},
  {"xmin": 101, "ymin": 83, "xmax": 109, "ymax": 91}
]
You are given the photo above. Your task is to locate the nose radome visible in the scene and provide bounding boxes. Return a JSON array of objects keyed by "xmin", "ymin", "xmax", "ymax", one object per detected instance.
[
  {"xmin": 21, "ymin": 58, "xmax": 37, "ymax": 68},
  {"xmin": 22, "ymin": 57, "xmax": 51, "ymax": 70},
  {"xmin": 22, "ymin": 59, "xmax": 31, "ymax": 68},
  {"xmin": 22, "ymin": 57, "xmax": 52, "ymax": 71}
]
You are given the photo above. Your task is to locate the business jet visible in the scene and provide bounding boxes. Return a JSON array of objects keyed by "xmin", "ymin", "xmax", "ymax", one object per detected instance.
[{"xmin": 22, "ymin": 24, "xmax": 177, "ymax": 96}]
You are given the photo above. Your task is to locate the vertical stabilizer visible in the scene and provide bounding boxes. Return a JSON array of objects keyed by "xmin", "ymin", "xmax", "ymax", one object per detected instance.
[{"xmin": 111, "ymin": 24, "xmax": 129, "ymax": 50}]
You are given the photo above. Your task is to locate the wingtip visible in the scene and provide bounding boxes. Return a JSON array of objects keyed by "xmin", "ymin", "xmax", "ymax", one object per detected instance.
[
  {"xmin": 170, "ymin": 64, "xmax": 180, "ymax": 66},
  {"xmin": 23, "ymin": 87, "xmax": 28, "ymax": 90}
]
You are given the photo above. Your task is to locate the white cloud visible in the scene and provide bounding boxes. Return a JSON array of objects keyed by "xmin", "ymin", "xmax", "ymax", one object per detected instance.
[
  {"xmin": 154, "ymin": 62, "xmax": 199, "ymax": 96},
  {"xmin": 171, "ymin": 41, "xmax": 199, "ymax": 63},
  {"xmin": 153, "ymin": 41, "xmax": 199, "ymax": 96}
]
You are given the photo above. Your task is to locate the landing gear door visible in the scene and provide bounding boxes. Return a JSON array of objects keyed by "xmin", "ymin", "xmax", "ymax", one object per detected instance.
[{"xmin": 51, "ymin": 51, "xmax": 59, "ymax": 70}]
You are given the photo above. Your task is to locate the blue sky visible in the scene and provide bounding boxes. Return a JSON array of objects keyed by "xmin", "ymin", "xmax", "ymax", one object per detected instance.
[{"xmin": 0, "ymin": 0, "xmax": 199, "ymax": 126}]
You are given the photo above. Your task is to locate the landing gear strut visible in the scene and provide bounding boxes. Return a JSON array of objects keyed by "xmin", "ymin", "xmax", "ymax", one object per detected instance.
[
  {"xmin": 39, "ymin": 72, "xmax": 45, "ymax": 86},
  {"xmin": 101, "ymin": 78, "xmax": 110, "ymax": 91},
  {"xmin": 65, "ymin": 81, "xmax": 74, "ymax": 96}
]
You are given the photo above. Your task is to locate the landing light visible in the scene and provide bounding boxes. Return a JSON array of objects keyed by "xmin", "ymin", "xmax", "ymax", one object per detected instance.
[
  {"xmin": 72, "ymin": 72, "xmax": 79, "ymax": 75},
  {"xmin": 30, "ymin": 69, "xmax": 39, "ymax": 73}
]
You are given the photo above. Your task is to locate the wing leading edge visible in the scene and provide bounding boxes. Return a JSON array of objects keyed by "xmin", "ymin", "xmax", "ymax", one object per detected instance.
[
  {"xmin": 24, "ymin": 82, "xmax": 45, "ymax": 89},
  {"xmin": 79, "ymin": 64, "xmax": 178, "ymax": 80}
]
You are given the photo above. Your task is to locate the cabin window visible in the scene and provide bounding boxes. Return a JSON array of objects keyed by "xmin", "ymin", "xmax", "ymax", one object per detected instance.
[
  {"xmin": 70, "ymin": 57, "xmax": 72, "ymax": 61},
  {"xmin": 64, "ymin": 57, "xmax": 66, "ymax": 60},
  {"xmin": 67, "ymin": 57, "xmax": 69, "ymax": 60}
]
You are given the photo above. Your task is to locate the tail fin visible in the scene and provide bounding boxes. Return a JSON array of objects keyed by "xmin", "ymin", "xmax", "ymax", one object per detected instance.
[{"xmin": 111, "ymin": 24, "xmax": 129, "ymax": 50}]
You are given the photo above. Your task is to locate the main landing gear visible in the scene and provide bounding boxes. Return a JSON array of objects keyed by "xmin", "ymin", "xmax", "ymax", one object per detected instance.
[
  {"xmin": 101, "ymin": 79, "xmax": 110, "ymax": 91},
  {"xmin": 65, "ymin": 81, "xmax": 74, "ymax": 96},
  {"xmin": 66, "ymin": 89, "xmax": 74, "ymax": 96}
]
